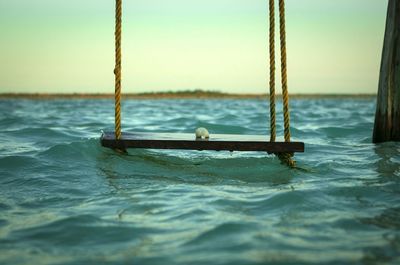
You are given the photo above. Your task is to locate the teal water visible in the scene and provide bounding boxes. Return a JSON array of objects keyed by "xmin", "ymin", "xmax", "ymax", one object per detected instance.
[{"xmin": 0, "ymin": 98, "xmax": 399, "ymax": 265}]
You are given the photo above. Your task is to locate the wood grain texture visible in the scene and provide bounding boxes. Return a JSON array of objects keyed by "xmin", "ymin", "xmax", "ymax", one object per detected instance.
[
  {"xmin": 100, "ymin": 131, "xmax": 305, "ymax": 153},
  {"xmin": 373, "ymin": 0, "xmax": 400, "ymax": 143}
]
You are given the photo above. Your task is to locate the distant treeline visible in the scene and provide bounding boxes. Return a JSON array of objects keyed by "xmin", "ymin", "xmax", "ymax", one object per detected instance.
[{"xmin": 0, "ymin": 90, "xmax": 376, "ymax": 100}]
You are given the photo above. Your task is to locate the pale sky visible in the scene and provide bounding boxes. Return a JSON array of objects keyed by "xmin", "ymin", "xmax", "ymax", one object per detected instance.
[{"xmin": 0, "ymin": 0, "xmax": 388, "ymax": 94}]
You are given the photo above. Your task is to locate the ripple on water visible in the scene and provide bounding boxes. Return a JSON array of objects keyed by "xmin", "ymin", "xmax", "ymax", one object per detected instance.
[{"xmin": 9, "ymin": 215, "xmax": 162, "ymax": 246}]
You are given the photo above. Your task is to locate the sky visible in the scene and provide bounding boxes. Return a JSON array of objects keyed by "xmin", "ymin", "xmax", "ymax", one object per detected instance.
[{"xmin": 0, "ymin": 0, "xmax": 388, "ymax": 94}]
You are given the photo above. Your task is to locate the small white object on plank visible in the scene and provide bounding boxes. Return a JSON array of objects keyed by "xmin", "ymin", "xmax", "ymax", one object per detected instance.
[{"xmin": 195, "ymin": 127, "xmax": 209, "ymax": 139}]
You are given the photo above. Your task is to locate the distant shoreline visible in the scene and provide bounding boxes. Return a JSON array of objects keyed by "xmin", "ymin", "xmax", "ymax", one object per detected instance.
[{"xmin": 0, "ymin": 92, "xmax": 376, "ymax": 100}]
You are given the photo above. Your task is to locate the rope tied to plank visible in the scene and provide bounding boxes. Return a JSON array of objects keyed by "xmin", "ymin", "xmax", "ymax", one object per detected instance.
[
  {"xmin": 269, "ymin": 0, "xmax": 295, "ymax": 167},
  {"xmin": 114, "ymin": 0, "xmax": 122, "ymax": 140}
]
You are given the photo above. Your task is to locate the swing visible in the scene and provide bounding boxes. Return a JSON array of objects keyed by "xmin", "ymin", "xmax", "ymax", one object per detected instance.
[{"xmin": 100, "ymin": 0, "xmax": 304, "ymax": 166}]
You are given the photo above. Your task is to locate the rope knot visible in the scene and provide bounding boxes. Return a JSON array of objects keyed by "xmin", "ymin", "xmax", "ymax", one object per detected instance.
[{"xmin": 276, "ymin": 152, "xmax": 296, "ymax": 168}]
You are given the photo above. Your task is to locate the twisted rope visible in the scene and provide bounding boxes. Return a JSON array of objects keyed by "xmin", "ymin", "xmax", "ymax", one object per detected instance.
[
  {"xmin": 114, "ymin": 0, "xmax": 122, "ymax": 140},
  {"xmin": 269, "ymin": 0, "xmax": 276, "ymax": 143},
  {"xmin": 278, "ymin": 0, "xmax": 291, "ymax": 144},
  {"xmin": 266, "ymin": 0, "xmax": 295, "ymax": 167},
  {"xmin": 278, "ymin": 0, "xmax": 294, "ymax": 166}
]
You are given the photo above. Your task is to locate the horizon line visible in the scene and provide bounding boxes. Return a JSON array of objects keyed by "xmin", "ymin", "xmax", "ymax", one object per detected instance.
[{"xmin": 0, "ymin": 91, "xmax": 377, "ymax": 100}]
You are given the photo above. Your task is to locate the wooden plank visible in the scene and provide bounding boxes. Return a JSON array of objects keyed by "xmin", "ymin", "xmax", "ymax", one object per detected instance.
[
  {"xmin": 373, "ymin": 0, "xmax": 400, "ymax": 143},
  {"xmin": 100, "ymin": 131, "xmax": 304, "ymax": 153}
]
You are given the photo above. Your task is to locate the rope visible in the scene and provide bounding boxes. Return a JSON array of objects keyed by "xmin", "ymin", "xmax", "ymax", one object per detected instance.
[
  {"xmin": 268, "ymin": 0, "xmax": 295, "ymax": 167},
  {"xmin": 278, "ymin": 0, "xmax": 295, "ymax": 166},
  {"xmin": 278, "ymin": 0, "xmax": 291, "ymax": 144},
  {"xmin": 114, "ymin": 0, "xmax": 122, "ymax": 140},
  {"xmin": 269, "ymin": 0, "xmax": 276, "ymax": 143}
]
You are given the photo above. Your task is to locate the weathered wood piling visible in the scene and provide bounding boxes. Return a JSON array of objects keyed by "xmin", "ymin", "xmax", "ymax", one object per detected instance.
[{"xmin": 373, "ymin": 0, "xmax": 400, "ymax": 143}]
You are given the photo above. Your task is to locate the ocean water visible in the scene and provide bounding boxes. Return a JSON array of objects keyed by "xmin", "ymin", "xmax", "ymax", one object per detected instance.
[{"xmin": 0, "ymin": 97, "xmax": 399, "ymax": 265}]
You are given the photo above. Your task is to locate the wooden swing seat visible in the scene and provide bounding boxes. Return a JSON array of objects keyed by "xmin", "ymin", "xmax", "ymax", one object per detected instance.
[{"xmin": 100, "ymin": 131, "xmax": 304, "ymax": 153}]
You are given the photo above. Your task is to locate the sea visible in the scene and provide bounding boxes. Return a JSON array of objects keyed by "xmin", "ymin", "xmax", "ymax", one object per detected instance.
[{"xmin": 0, "ymin": 97, "xmax": 399, "ymax": 265}]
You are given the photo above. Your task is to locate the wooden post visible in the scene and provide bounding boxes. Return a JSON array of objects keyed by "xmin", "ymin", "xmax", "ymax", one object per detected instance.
[{"xmin": 373, "ymin": 0, "xmax": 400, "ymax": 143}]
